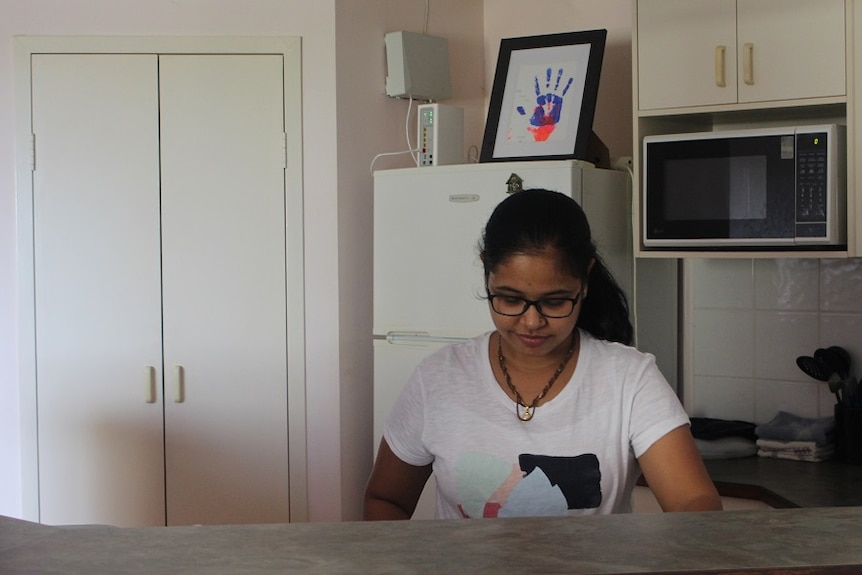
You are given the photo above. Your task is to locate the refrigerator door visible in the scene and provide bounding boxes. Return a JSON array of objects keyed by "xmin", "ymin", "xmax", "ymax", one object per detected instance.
[
  {"xmin": 373, "ymin": 161, "xmax": 587, "ymax": 338},
  {"xmin": 373, "ymin": 339, "xmax": 451, "ymax": 444},
  {"xmin": 372, "ymin": 339, "xmax": 444, "ymax": 520}
]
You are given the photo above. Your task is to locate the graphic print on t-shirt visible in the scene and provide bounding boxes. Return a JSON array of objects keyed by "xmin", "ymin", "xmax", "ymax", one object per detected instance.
[{"xmin": 455, "ymin": 452, "xmax": 601, "ymax": 518}]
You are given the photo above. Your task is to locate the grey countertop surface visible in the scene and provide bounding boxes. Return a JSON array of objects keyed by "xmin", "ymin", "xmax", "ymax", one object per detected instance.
[
  {"xmin": 704, "ymin": 456, "xmax": 862, "ymax": 507},
  {"xmin": 3, "ymin": 507, "xmax": 862, "ymax": 574},
  {"xmin": 5, "ymin": 457, "xmax": 862, "ymax": 574}
]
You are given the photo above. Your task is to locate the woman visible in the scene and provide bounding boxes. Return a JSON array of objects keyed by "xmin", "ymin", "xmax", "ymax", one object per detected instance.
[{"xmin": 364, "ymin": 188, "xmax": 721, "ymax": 520}]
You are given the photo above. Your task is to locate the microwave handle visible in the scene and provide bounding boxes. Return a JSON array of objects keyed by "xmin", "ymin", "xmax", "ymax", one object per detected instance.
[
  {"xmin": 743, "ymin": 43, "xmax": 755, "ymax": 85},
  {"xmin": 714, "ymin": 45, "xmax": 727, "ymax": 88}
]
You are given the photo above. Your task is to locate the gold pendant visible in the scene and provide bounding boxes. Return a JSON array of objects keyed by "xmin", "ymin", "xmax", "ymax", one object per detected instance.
[{"xmin": 518, "ymin": 405, "xmax": 534, "ymax": 422}]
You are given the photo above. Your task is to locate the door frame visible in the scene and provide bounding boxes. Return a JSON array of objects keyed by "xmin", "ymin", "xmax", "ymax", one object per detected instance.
[{"xmin": 14, "ymin": 35, "xmax": 307, "ymax": 522}]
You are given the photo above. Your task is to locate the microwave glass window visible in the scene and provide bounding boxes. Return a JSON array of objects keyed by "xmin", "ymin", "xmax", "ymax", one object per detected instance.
[
  {"xmin": 728, "ymin": 156, "xmax": 767, "ymax": 220},
  {"xmin": 664, "ymin": 156, "xmax": 767, "ymax": 221}
]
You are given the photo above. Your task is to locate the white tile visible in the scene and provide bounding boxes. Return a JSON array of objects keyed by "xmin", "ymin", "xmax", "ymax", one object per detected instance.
[
  {"xmin": 754, "ymin": 380, "xmax": 820, "ymax": 424},
  {"xmin": 754, "ymin": 258, "xmax": 820, "ymax": 311},
  {"xmin": 754, "ymin": 311, "xmax": 820, "ymax": 381},
  {"xmin": 693, "ymin": 309, "xmax": 754, "ymax": 377},
  {"xmin": 691, "ymin": 258, "xmax": 754, "ymax": 309},
  {"xmin": 691, "ymin": 376, "xmax": 754, "ymax": 421},
  {"xmin": 684, "ymin": 256, "xmax": 862, "ymax": 431},
  {"xmin": 819, "ymin": 314, "xmax": 862, "ymax": 371},
  {"xmin": 821, "ymin": 258, "xmax": 862, "ymax": 312}
]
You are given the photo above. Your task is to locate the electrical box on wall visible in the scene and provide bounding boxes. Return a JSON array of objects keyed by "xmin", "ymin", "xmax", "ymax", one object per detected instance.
[
  {"xmin": 417, "ymin": 103, "xmax": 463, "ymax": 166},
  {"xmin": 385, "ymin": 31, "xmax": 451, "ymax": 101}
]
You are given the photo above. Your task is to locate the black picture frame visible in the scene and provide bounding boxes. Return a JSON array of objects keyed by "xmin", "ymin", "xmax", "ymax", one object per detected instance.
[{"xmin": 479, "ymin": 29, "xmax": 607, "ymax": 163}]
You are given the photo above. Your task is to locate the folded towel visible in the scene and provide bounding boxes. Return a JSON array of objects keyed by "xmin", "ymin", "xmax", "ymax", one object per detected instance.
[
  {"xmin": 757, "ymin": 446, "xmax": 834, "ymax": 462},
  {"xmin": 695, "ymin": 437, "xmax": 758, "ymax": 460},
  {"xmin": 757, "ymin": 440, "xmax": 835, "ymax": 455},
  {"xmin": 756, "ymin": 437, "xmax": 835, "ymax": 462},
  {"xmin": 755, "ymin": 439, "xmax": 826, "ymax": 451},
  {"xmin": 754, "ymin": 411, "xmax": 834, "ymax": 445},
  {"xmin": 690, "ymin": 417, "xmax": 757, "ymax": 441}
]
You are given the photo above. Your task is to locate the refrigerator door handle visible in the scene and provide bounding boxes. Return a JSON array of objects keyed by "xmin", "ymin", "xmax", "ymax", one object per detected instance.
[{"xmin": 378, "ymin": 331, "xmax": 469, "ymax": 345}]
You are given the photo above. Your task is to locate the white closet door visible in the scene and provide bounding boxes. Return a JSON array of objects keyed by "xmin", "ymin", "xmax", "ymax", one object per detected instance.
[
  {"xmin": 32, "ymin": 54, "xmax": 166, "ymax": 527},
  {"xmin": 158, "ymin": 55, "xmax": 289, "ymax": 525}
]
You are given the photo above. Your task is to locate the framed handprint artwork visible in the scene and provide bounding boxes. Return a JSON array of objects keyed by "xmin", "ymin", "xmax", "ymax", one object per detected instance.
[{"xmin": 479, "ymin": 29, "xmax": 606, "ymax": 163}]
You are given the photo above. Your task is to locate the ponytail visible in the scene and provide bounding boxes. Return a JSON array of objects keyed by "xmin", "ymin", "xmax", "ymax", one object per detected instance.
[{"xmin": 579, "ymin": 255, "xmax": 632, "ymax": 345}]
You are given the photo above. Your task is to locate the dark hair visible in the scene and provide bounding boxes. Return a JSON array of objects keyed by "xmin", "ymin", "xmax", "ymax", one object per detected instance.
[{"xmin": 479, "ymin": 188, "xmax": 632, "ymax": 345}]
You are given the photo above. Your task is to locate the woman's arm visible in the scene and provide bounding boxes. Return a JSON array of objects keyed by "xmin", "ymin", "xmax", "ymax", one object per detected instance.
[
  {"xmin": 638, "ymin": 425, "xmax": 723, "ymax": 512},
  {"xmin": 363, "ymin": 438, "xmax": 433, "ymax": 520}
]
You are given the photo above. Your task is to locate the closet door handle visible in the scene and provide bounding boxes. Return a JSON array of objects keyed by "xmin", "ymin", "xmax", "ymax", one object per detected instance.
[
  {"xmin": 743, "ymin": 42, "xmax": 755, "ymax": 85},
  {"xmin": 174, "ymin": 365, "xmax": 186, "ymax": 403},
  {"xmin": 144, "ymin": 366, "xmax": 157, "ymax": 404},
  {"xmin": 714, "ymin": 45, "xmax": 727, "ymax": 87}
]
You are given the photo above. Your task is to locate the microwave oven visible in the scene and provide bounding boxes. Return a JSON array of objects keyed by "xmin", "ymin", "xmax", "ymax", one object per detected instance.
[{"xmin": 642, "ymin": 124, "xmax": 845, "ymax": 249}]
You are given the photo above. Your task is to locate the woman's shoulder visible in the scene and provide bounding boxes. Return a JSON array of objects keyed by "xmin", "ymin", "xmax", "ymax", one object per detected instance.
[
  {"xmin": 416, "ymin": 331, "xmax": 491, "ymax": 370},
  {"xmin": 581, "ymin": 330, "xmax": 651, "ymax": 358},
  {"xmin": 579, "ymin": 330, "xmax": 660, "ymax": 375}
]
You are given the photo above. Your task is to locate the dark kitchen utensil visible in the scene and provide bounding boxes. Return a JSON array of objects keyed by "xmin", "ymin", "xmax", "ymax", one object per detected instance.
[
  {"xmin": 796, "ymin": 355, "xmax": 832, "ymax": 382},
  {"xmin": 843, "ymin": 377, "xmax": 860, "ymax": 407},
  {"xmin": 815, "ymin": 346, "xmax": 855, "ymax": 405},
  {"xmin": 828, "ymin": 376, "xmax": 845, "ymax": 404},
  {"xmin": 830, "ymin": 345, "xmax": 852, "ymax": 370},
  {"xmin": 815, "ymin": 346, "xmax": 851, "ymax": 379}
]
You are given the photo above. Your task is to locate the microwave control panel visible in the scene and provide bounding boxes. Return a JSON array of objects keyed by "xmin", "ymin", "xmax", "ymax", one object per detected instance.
[{"xmin": 795, "ymin": 131, "xmax": 828, "ymax": 238}]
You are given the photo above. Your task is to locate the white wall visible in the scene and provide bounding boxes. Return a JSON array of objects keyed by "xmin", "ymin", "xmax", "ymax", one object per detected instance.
[{"xmin": 684, "ymin": 258, "xmax": 862, "ymax": 425}]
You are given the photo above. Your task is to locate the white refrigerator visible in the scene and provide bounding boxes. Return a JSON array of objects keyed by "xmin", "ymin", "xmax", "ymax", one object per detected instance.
[{"xmin": 372, "ymin": 160, "xmax": 632, "ymax": 519}]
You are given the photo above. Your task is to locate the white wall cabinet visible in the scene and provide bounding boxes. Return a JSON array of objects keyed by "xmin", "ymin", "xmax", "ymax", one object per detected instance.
[
  {"xmin": 29, "ymin": 50, "xmax": 292, "ymax": 527},
  {"xmin": 632, "ymin": 0, "xmax": 855, "ymax": 258},
  {"xmin": 637, "ymin": 0, "xmax": 846, "ymax": 111}
]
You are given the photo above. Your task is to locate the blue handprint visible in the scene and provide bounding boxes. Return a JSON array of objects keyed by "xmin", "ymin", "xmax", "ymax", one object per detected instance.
[{"xmin": 516, "ymin": 68, "xmax": 573, "ymax": 142}]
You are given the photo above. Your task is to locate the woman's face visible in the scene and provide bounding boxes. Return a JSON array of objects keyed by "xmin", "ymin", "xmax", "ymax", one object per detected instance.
[{"xmin": 486, "ymin": 249, "xmax": 586, "ymax": 362}]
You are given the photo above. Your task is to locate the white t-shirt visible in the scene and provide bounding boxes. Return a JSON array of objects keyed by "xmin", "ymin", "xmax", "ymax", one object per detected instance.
[{"xmin": 383, "ymin": 329, "xmax": 689, "ymax": 519}]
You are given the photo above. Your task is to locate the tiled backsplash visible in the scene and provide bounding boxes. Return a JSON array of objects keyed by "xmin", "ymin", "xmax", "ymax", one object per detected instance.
[{"xmin": 682, "ymin": 258, "xmax": 862, "ymax": 424}]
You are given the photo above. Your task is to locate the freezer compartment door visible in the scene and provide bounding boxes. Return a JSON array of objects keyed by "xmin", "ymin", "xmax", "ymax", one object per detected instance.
[{"xmin": 373, "ymin": 161, "xmax": 584, "ymax": 336}]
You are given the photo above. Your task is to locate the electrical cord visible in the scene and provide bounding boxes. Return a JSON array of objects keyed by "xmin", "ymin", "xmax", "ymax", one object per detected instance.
[
  {"xmin": 370, "ymin": 96, "xmax": 423, "ymax": 173},
  {"xmin": 369, "ymin": 149, "xmax": 420, "ymax": 174},
  {"xmin": 405, "ymin": 96, "xmax": 418, "ymax": 165}
]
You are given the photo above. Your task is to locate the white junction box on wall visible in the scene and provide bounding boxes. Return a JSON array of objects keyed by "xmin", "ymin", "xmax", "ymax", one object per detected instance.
[
  {"xmin": 385, "ymin": 31, "xmax": 451, "ymax": 101},
  {"xmin": 417, "ymin": 103, "xmax": 463, "ymax": 167}
]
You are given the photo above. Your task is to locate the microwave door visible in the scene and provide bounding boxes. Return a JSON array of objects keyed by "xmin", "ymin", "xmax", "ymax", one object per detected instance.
[{"xmin": 644, "ymin": 133, "xmax": 796, "ymax": 247}]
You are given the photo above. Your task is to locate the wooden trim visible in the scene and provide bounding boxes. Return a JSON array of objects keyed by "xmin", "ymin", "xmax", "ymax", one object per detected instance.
[{"xmin": 637, "ymin": 475, "xmax": 800, "ymax": 509}]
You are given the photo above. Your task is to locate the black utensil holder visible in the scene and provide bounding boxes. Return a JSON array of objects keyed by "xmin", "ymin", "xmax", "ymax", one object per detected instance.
[{"xmin": 834, "ymin": 404, "xmax": 862, "ymax": 464}]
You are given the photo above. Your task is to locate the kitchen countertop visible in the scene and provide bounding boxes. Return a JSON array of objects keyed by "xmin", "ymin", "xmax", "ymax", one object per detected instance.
[
  {"xmin": 5, "ymin": 457, "xmax": 860, "ymax": 574},
  {"xmin": 704, "ymin": 456, "xmax": 862, "ymax": 508},
  {"xmin": 3, "ymin": 507, "xmax": 862, "ymax": 574}
]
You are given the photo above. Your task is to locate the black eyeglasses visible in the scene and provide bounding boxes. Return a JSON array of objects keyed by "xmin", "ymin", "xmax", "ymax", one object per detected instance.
[{"xmin": 485, "ymin": 291, "xmax": 581, "ymax": 318}]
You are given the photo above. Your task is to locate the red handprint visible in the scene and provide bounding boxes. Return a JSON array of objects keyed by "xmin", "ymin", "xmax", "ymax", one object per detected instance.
[{"xmin": 516, "ymin": 68, "xmax": 573, "ymax": 142}]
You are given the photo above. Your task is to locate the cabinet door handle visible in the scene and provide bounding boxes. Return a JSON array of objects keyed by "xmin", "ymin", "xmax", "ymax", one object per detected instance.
[
  {"xmin": 714, "ymin": 45, "xmax": 727, "ymax": 87},
  {"xmin": 174, "ymin": 365, "xmax": 186, "ymax": 403},
  {"xmin": 144, "ymin": 366, "xmax": 157, "ymax": 404},
  {"xmin": 743, "ymin": 42, "xmax": 755, "ymax": 85}
]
